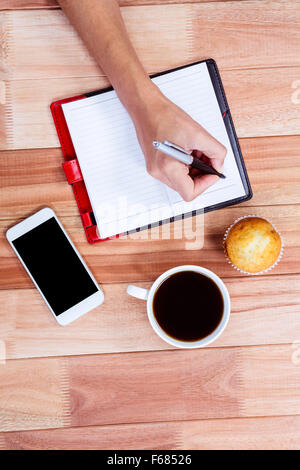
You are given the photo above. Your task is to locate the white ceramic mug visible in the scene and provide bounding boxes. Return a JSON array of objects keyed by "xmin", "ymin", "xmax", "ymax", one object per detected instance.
[{"xmin": 127, "ymin": 265, "xmax": 230, "ymax": 349}]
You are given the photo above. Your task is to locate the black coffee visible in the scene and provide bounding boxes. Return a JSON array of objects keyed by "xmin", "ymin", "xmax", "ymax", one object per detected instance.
[{"xmin": 153, "ymin": 271, "xmax": 224, "ymax": 342}]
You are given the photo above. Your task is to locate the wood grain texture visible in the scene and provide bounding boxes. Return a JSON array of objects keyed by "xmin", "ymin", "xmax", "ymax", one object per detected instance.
[
  {"xmin": 239, "ymin": 136, "xmax": 300, "ymax": 206},
  {"xmin": 0, "ymin": 203, "xmax": 297, "ymax": 287},
  {"xmin": 0, "ymin": 139, "xmax": 298, "ymax": 359},
  {"xmin": 1, "ymin": 136, "xmax": 299, "ymax": 218},
  {"xmin": 1, "ymin": 76, "xmax": 108, "ymax": 150},
  {"xmin": 1, "ymin": 65, "xmax": 299, "ymax": 150},
  {"xmin": 0, "ymin": 273, "xmax": 300, "ymax": 360},
  {"xmin": 1, "ymin": 2, "xmax": 300, "ymax": 149},
  {"xmin": 0, "ymin": 357, "xmax": 70, "ymax": 432},
  {"xmin": 0, "ymin": 148, "xmax": 66, "ymax": 189},
  {"xmin": 1, "ymin": 414, "xmax": 300, "ymax": 450},
  {"xmin": 0, "ymin": 0, "xmax": 240, "ymax": 11},
  {"xmin": 2, "ymin": 2, "xmax": 300, "ymax": 81},
  {"xmin": 1, "ymin": 0, "xmax": 58, "ymax": 9},
  {"xmin": 0, "ymin": 344, "xmax": 300, "ymax": 432},
  {"xmin": 1, "ymin": 0, "xmax": 299, "ymax": 450}
]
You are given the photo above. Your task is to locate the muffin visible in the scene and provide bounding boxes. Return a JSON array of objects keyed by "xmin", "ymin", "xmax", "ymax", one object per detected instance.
[{"xmin": 224, "ymin": 216, "xmax": 282, "ymax": 274}]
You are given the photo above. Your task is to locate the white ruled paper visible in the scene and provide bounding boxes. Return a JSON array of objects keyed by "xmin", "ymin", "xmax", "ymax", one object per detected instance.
[{"xmin": 62, "ymin": 62, "xmax": 246, "ymax": 238}]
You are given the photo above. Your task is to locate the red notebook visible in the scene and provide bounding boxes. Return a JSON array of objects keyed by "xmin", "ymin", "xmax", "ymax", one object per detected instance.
[
  {"xmin": 51, "ymin": 59, "xmax": 251, "ymax": 244},
  {"xmin": 51, "ymin": 92, "xmax": 113, "ymax": 244}
]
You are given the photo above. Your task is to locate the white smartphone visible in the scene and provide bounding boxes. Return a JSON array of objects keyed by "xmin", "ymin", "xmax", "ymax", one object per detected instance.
[{"xmin": 6, "ymin": 208, "xmax": 104, "ymax": 325}]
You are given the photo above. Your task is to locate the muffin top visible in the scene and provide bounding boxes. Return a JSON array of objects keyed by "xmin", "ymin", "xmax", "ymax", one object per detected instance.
[{"xmin": 225, "ymin": 217, "xmax": 282, "ymax": 274}]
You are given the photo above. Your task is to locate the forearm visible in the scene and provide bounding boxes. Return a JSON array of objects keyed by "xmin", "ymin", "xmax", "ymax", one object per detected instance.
[
  {"xmin": 58, "ymin": 0, "xmax": 226, "ymax": 202},
  {"xmin": 58, "ymin": 0, "xmax": 160, "ymax": 116}
]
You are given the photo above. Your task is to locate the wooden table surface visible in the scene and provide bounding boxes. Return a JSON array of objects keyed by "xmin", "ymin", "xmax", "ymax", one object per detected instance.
[{"xmin": 0, "ymin": 0, "xmax": 300, "ymax": 450}]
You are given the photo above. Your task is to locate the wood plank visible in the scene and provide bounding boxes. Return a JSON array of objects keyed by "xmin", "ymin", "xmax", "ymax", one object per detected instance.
[
  {"xmin": 1, "ymin": 0, "xmax": 59, "ymax": 9},
  {"xmin": 2, "ymin": 65, "xmax": 299, "ymax": 150},
  {"xmin": 180, "ymin": 415, "xmax": 300, "ymax": 450},
  {"xmin": 0, "ymin": 148, "xmax": 66, "ymax": 189},
  {"xmin": 0, "ymin": 344, "xmax": 300, "ymax": 431},
  {"xmin": 225, "ymin": 67, "xmax": 300, "ymax": 139},
  {"xmin": 0, "ymin": 357, "xmax": 70, "ymax": 432},
  {"xmin": 1, "ymin": 136, "xmax": 299, "ymax": 218},
  {"xmin": 0, "ymin": 204, "xmax": 296, "ymax": 286},
  {"xmin": 2, "ymin": 3, "xmax": 300, "ymax": 81},
  {"xmin": 0, "ymin": 1, "xmax": 298, "ymax": 446},
  {"xmin": 1, "ymin": 414, "xmax": 300, "ymax": 449},
  {"xmin": 1, "ymin": 76, "xmax": 108, "ymax": 150},
  {"xmin": 0, "ymin": 0, "xmax": 239, "ymax": 11},
  {"xmin": 0, "ymin": 273, "xmax": 300, "ymax": 360},
  {"xmin": 239, "ymin": 136, "xmax": 300, "ymax": 206}
]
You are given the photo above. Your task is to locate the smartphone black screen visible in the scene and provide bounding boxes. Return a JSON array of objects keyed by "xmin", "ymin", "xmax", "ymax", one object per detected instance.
[{"xmin": 12, "ymin": 217, "xmax": 98, "ymax": 316}]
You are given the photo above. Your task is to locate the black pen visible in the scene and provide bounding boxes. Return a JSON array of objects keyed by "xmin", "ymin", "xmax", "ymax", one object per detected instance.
[{"xmin": 153, "ymin": 140, "xmax": 226, "ymax": 179}]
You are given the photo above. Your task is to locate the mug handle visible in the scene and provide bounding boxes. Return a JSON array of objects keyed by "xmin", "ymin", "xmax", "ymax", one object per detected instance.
[{"xmin": 127, "ymin": 285, "xmax": 149, "ymax": 301}]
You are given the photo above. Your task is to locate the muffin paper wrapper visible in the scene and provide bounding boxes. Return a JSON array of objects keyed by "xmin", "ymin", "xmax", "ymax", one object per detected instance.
[{"xmin": 223, "ymin": 215, "xmax": 284, "ymax": 276}]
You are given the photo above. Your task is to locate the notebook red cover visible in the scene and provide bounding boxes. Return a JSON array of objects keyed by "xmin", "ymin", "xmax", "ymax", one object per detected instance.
[{"xmin": 51, "ymin": 94, "xmax": 118, "ymax": 244}]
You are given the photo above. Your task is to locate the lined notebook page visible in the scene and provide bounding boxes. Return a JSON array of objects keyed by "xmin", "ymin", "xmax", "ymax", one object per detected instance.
[{"xmin": 62, "ymin": 62, "xmax": 246, "ymax": 239}]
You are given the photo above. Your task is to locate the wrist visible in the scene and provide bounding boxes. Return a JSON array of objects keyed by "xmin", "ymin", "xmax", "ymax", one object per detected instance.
[{"xmin": 116, "ymin": 73, "xmax": 165, "ymax": 120}]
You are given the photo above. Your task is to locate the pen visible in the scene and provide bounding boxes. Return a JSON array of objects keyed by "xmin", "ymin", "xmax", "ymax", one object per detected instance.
[{"xmin": 152, "ymin": 140, "xmax": 226, "ymax": 179}]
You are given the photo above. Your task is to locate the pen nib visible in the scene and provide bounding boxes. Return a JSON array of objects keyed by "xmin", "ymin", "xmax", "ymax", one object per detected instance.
[{"xmin": 153, "ymin": 141, "xmax": 159, "ymax": 148}]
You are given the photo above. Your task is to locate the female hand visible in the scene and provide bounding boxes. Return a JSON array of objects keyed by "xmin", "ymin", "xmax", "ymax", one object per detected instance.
[{"xmin": 131, "ymin": 88, "xmax": 227, "ymax": 202}]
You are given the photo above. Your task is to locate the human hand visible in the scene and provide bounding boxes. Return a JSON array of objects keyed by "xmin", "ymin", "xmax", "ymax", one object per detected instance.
[{"xmin": 131, "ymin": 87, "xmax": 227, "ymax": 202}]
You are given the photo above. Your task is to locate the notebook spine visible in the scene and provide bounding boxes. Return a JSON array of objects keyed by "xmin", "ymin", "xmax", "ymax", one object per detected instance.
[
  {"xmin": 206, "ymin": 59, "xmax": 228, "ymax": 115},
  {"xmin": 206, "ymin": 59, "xmax": 253, "ymax": 202},
  {"xmin": 50, "ymin": 97, "xmax": 102, "ymax": 244}
]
